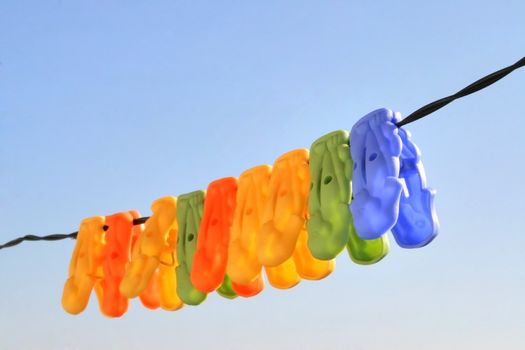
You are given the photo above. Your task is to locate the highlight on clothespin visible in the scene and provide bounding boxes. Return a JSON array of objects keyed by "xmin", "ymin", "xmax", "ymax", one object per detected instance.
[
  {"xmin": 62, "ymin": 216, "xmax": 106, "ymax": 315},
  {"xmin": 350, "ymin": 108, "xmax": 438, "ymax": 248},
  {"xmin": 96, "ymin": 211, "xmax": 136, "ymax": 317},
  {"xmin": 257, "ymin": 149, "xmax": 310, "ymax": 267},
  {"xmin": 176, "ymin": 191, "xmax": 208, "ymax": 305},
  {"xmin": 191, "ymin": 177, "xmax": 238, "ymax": 294},
  {"xmin": 120, "ymin": 196, "xmax": 183, "ymax": 311}
]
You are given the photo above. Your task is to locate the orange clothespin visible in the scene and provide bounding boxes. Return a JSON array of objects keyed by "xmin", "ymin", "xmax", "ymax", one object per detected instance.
[
  {"xmin": 96, "ymin": 211, "xmax": 136, "ymax": 317},
  {"xmin": 257, "ymin": 149, "xmax": 311, "ymax": 267},
  {"xmin": 227, "ymin": 165, "xmax": 300, "ymax": 291},
  {"xmin": 129, "ymin": 215, "xmax": 161, "ymax": 310},
  {"xmin": 191, "ymin": 177, "xmax": 238, "ymax": 293},
  {"xmin": 120, "ymin": 196, "xmax": 183, "ymax": 311},
  {"xmin": 62, "ymin": 216, "xmax": 106, "ymax": 315}
]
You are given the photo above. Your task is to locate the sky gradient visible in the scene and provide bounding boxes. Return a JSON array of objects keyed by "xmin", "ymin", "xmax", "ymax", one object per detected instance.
[{"xmin": 1, "ymin": 1, "xmax": 524, "ymax": 349}]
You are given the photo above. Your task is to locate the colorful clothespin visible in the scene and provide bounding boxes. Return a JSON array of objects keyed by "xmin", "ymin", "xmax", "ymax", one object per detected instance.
[
  {"xmin": 227, "ymin": 165, "xmax": 300, "ymax": 292},
  {"xmin": 191, "ymin": 177, "xmax": 238, "ymax": 294},
  {"xmin": 257, "ymin": 149, "xmax": 310, "ymax": 267},
  {"xmin": 350, "ymin": 108, "xmax": 404, "ymax": 239},
  {"xmin": 227, "ymin": 166, "xmax": 269, "ymax": 291},
  {"xmin": 129, "ymin": 217, "xmax": 161, "ymax": 310},
  {"xmin": 176, "ymin": 191, "xmax": 207, "ymax": 305},
  {"xmin": 391, "ymin": 127, "xmax": 438, "ymax": 247},
  {"xmin": 308, "ymin": 130, "xmax": 389, "ymax": 264},
  {"xmin": 350, "ymin": 108, "xmax": 438, "ymax": 248},
  {"xmin": 97, "ymin": 211, "xmax": 136, "ymax": 317},
  {"xmin": 120, "ymin": 196, "xmax": 183, "ymax": 311},
  {"xmin": 62, "ymin": 216, "xmax": 106, "ymax": 315}
]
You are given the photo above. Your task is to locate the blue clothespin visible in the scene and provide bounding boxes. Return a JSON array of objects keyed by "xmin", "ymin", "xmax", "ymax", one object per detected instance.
[
  {"xmin": 392, "ymin": 127, "xmax": 438, "ymax": 247},
  {"xmin": 349, "ymin": 108, "xmax": 438, "ymax": 248}
]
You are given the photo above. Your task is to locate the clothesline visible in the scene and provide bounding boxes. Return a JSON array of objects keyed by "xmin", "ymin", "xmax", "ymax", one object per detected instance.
[{"xmin": 0, "ymin": 55, "xmax": 524, "ymax": 252}]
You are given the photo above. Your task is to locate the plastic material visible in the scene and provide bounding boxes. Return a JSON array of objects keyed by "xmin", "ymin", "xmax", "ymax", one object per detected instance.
[
  {"xmin": 231, "ymin": 277, "xmax": 264, "ymax": 297},
  {"xmin": 191, "ymin": 177, "xmax": 238, "ymax": 293},
  {"xmin": 350, "ymin": 108, "xmax": 404, "ymax": 239},
  {"xmin": 265, "ymin": 258, "xmax": 300, "ymax": 289},
  {"xmin": 350, "ymin": 108, "xmax": 438, "ymax": 248},
  {"xmin": 176, "ymin": 191, "xmax": 207, "ymax": 305},
  {"xmin": 307, "ymin": 130, "xmax": 354, "ymax": 259},
  {"xmin": 308, "ymin": 130, "xmax": 389, "ymax": 264},
  {"xmin": 293, "ymin": 228, "xmax": 334, "ymax": 280},
  {"xmin": 257, "ymin": 149, "xmax": 310, "ymax": 267},
  {"xmin": 216, "ymin": 275, "xmax": 238, "ymax": 299},
  {"xmin": 130, "ymin": 217, "xmax": 161, "ymax": 310},
  {"xmin": 62, "ymin": 216, "xmax": 106, "ymax": 315},
  {"xmin": 391, "ymin": 127, "xmax": 438, "ymax": 247},
  {"xmin": 226, "ymin": 166, "xmax": 269, "ymax": 291},
  {"xmin": 98, "ymin": 211, "xmax": 136, "ymax": 317},
  {"xmin": 120, "ymin": 196, "xmax": 183, "ymax": 311}
]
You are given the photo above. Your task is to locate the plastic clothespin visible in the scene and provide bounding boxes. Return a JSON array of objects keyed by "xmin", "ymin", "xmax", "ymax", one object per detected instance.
[
  {"xmin": 129, "ymin": 216, "xmax": 161, "ymax": 310},
  {"xmin": 120, "ymin": 196, "xmax": 183, "ymax": 311},
  {"xmin": 350, "ymin": 108, "xmax": 438, "ymax": 248},
  {"xmin": 97, "ymin": 211, "xmax": 136, "ymax": 317},
  {"xmin": 62, "ymin": 216, "xmax": 106, "ymax": 315},
  {"xmin": 191, "ymin": 177, "xmax": 238, "ymax": 294},
  {"xmin": 227, "ymin": 165, "xmax": 300, "ymax": 292},
  {"xmin": 176, "ymin": 191, "xmax": 207, "ymax": 305},
  {"xmin": 391, "ymin": 127, "xmax": 438, "ymax": 247},
  {"xmin": 257, "ymin": 149, "xmax": 310, "ymax": 267},
  {"xmin": 349, "ymin": 108, "xmax": 404, "ymax": 239},
  {"xmin": 307, "ymin": 130, "xmax": 354, "ymax": 260},
  {"xmin": 227, "ymin": 166, "xmax": 270, "ymax": 291}
]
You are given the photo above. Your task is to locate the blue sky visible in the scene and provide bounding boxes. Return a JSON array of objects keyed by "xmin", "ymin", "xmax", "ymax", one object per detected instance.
[{"xmin": 0, "ymin": 1, "xmax": 524, "ymax": 349}]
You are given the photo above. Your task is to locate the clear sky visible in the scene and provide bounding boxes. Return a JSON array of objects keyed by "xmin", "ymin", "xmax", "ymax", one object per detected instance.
[{"xmin": 1, "ymin": 1, "xmax": 524, "ymax": 349}]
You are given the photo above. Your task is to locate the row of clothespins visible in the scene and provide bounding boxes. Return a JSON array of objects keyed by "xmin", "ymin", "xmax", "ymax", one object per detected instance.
[{"xmin": 62, "ymin": 108, "xmax": 439, "ymax": 317}]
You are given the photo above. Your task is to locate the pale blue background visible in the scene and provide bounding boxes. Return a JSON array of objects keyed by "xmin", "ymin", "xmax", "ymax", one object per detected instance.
[{"xmin": 1, "ymin": 1, "xmax": 524, "ymax": 349}]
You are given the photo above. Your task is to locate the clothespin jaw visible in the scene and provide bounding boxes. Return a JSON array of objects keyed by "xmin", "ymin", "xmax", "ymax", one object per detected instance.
[
  {"xmin": 62, "ymin": 216, "xmax": 106, "ymax": 315},
  {"xmin": 176, "ymin": 190, "xmax": 208, "ymax": 305}
]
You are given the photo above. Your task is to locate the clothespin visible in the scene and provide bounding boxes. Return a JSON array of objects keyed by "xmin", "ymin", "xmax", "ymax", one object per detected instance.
[
  {"xmin": 191, "ymin": 177, "xmax": 238, "ymax": 294},
  {"xmin": 257, "ymin": 149, "xmax": 310, "ymax": 267},
  {"xmin": 176, "ymin": 191, "xmax": 208, "ymax": 305},
  {"xmin": 120, "ymin": 196, "xmax": 183, "ymax": 311},
  {"xmin": 97, "ymin": 211, "xmax": 136, "ymax": 317},
  {"xmin": 62, "ymin": 216, "xmax": 106, "ymax": 315},
  {"xmin": 350, "ymin": 108, "xmax": 438, "ymax": 248},
  {"xmin": 308, "ymin": 130, "xmax": 389, "ymax": 264}
]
